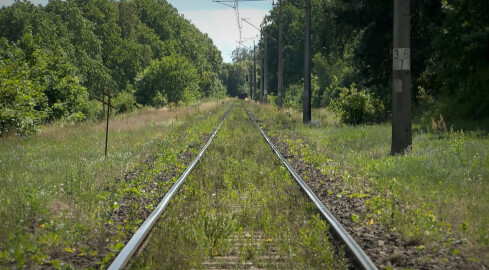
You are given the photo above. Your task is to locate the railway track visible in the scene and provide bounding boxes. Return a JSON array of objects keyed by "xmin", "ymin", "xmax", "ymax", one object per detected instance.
[{"xmin": 108, "ymin": 101, "xmax": 377, "ymax": 270}]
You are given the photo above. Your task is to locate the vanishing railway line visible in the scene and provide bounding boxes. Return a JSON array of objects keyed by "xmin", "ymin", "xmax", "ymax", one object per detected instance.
[{"xmin": 108, "ymin": 101, "xmax": 377, "ymax": 270}]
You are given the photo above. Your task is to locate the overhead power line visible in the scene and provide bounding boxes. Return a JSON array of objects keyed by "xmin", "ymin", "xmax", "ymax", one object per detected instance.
[
  {"xmin": 212, "ymin": 0, "xmax": 271, "ymax": 44},
  {"xmin": 242, "ymin": 18, "xmax": 276, "ymax": 41}
]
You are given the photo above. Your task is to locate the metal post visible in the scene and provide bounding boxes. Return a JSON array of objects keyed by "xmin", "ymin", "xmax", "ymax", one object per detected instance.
[
  {"xmin": 391, "ymin": 0, "xmax": 412, "ymax": 155},
  {"xmin": 303, "ymin": 0, "xmax": 311, "ymax": 123},
  {"xmin": 104, "ymin": 92, "xmax": 110, "ymax": 157},
  {"xmin": 278, "ymin": 1, "xmax": 283, "ymax": 107},
  {"xmin": 253, "ymin": 41, "xmax": 257, "ymax": 101},
  {"xmin": 264, "ymin": 34, "xmax": 268, "ymax": 103}
]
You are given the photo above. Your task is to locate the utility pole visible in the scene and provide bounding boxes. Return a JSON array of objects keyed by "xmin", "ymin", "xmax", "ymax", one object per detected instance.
[
  {"xmin": 264, "ymin": 34, "xmax": 268, "ymax": 103},
  {"xmin": 303, "ymin": 0, "xmax": 311, "ymax": 123},
  {"xmin": 248, "ymin": 68, "xmax": 252, "ymax": 99},
  {"xmin": 104, "ymin": 90, "xmax": 111, "ymax": 157},
  {"xmin": 260, "ymin": 34, "xmax": 264, "ymax": 102},
  {"xmin": 253, "ymin": 41, "xmax": 257, "ymax": 101},
  {"xmin": 278, "ymin": 1, "xmax": 283, "ymax": 107},
  {"xmin": 391, "ymin": 0, "xmax": 412, "ymax": 155}
]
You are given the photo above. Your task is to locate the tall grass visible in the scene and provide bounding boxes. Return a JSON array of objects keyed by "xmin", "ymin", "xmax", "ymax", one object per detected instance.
[
  {"xmin": 0, "ymin": 99, "xmax": 229, "ymax": 268},
  {"xmin": 251, "ymin": 103, "xmax": 489, "ymax": 264},
  {"xmin": 131, "ymin": 104, "xmax": 347, "ymax": 269}
]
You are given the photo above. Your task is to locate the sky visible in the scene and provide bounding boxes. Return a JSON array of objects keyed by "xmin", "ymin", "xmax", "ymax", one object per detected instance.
[
  {"xmin": 0, "ymin": 0, "xmax": 273, "ymax": 63},
  {"xmin": 168, "ymin": 0, "xmax": 273, "ymax": 63}
]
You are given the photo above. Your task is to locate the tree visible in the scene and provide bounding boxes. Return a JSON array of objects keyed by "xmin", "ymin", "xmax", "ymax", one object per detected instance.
[
  {"xmin": 428, "ymin": 0, "xmax": 489, "ymax": 120},
  {"xmin": 136, "ymin": 55, "xmax": 200, "ymax": 107},
  {"xmin": 0, "ymin": 38, "xmax": 47, "ymax": 136}
]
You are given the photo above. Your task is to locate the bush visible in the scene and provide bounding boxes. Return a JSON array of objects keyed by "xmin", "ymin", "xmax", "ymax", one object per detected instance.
[
  {"xmin": 136, "ymin": 54, "xmax": 200, "ymax": 107},
  {"xmin": 113, "ymin": 91, "xmax": 137, "ymax": 113},
  {"xmin": 330, "ymin": 84, "xmax": 384, "ymax": 125},
  {"xmin": 284, "ymin": 82, "xmax": 303, "ymax": 110},
  {"xmin": 152, "ymin": 92, "xmax": 168, "ymax": 108},
  {"xmin": 208, "ymin": 78, "xmax": 227, "ymax": 99},
  {"xmin": 84, "ymin": 100, "xmax": 104, "ymax": 121}
]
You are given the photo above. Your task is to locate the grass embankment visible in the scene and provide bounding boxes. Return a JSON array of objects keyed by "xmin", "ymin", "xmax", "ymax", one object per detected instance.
[
  {"xmin": 250, "ymin": 103, "xmax": 489, "ymax": 265},
  {"xmin": 131, "ymin": 103, "xmax": 347, "ymax": 269},
  {"xmin": 0, "ymin": 99, "xmax": 230, "ymax": 268}
]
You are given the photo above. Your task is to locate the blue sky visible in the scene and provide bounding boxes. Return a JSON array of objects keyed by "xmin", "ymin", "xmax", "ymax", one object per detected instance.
[{"xmin": 1, "ymin": 0, "xmax": 273, "ymax": 63}]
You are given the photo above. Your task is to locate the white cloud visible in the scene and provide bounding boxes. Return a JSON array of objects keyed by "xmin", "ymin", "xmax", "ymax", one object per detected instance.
[{"xmin": 181, "ymin": 9, "xmax": 269, "ymax": 63}]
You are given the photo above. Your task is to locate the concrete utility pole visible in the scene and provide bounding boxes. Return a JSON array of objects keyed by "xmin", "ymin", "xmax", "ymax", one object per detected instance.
[
  {"xmin": 303, "ymin": 0, "xmax": 311, "ymax": 123},
  {"xmin": 260, "ymin": 36, "xmax": 264, "ymax": 102},
  {"xmin": 253, "ymin": 41, "xmax": 257, "ymax": 101},
  {"xmin": 264, "ymin": 34, "xmax": 268, "ymax": 103},
  {"xmin": 104, "ymin": 90, "xmax": 111, "ymax": 157},
  {"xmin": 248, "ymin": 68, "xmax": 252, "ymax": 99},
  {"xmin": 391, "ymin": 0, "xmax": 412, "ymax": 155},
  {"xmin": 278, "ymin": 1, "xmax": 284, "ymax": 107}
]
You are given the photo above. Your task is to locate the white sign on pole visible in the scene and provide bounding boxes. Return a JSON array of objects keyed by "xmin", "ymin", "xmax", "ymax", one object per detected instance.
[{"xmin": 393, "ymin": 48, "xmax": 410, "ymax": 71}]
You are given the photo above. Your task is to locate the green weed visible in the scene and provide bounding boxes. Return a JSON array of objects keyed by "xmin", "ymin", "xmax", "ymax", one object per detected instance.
[
  {"xmin": 250, "ymin": 102, "xmax": 489, "ymax": 264},
  {"xmin": 0, "ymin": 100, "xmax": 228, "ymax": 268},
  {"xmin": 130, "ymin": 103, "xmax": 347, "ymax": 269}
]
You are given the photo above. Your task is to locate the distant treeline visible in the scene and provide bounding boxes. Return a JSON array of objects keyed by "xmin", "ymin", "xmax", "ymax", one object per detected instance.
[
  {"xmin": 0, "ymin": 0, "xmax": 226, "ymax": 136},
  {"xmin": 251, "ymin": 0, "xmax": 488, "ymax": 125}
]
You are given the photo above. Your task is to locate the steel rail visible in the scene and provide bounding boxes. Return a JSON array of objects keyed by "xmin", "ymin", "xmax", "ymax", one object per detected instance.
[
  {"xmin": 242, "ymin": 104, "xmax": 378, "ymax": 270},
  {"xmin": 108, "ymin": 102, "xmax": 236, "ymax": 270}
]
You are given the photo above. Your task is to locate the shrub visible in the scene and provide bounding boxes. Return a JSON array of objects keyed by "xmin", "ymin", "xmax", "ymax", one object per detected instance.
[
  {"xmin": 113, "ymin": 92, "xmax": 137, "ymax": 114},
  {"xmin": 84, "ymin": 100, "xmax": 104, "ymax": 120},
  {"xmin": 267, "ymin": 94, "xmax": 277, "ymax": 107},
  {"xmin": 284, "ymin": 82, "xmax": 303, "ymax": 110},
  {"xmin": 208, "ymin": 78, "xmax": 227, "ymax": 99},
  {"xmin": 136, "ymin": 54, "xmax": 200, "ymax": 107},
  {"xmin": 330, "ymin": 84, "xmax": 384, "ymax": 125}
]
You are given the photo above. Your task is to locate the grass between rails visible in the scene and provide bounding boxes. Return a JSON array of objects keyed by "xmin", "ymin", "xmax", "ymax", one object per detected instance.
[
  {"xmin": 0, "ymin": 99, "xmax": 230, "ymax": 268},
  {"xmin": 130, "ymin": 103, "xmax": 348, "ymax": 269},
  {"xmin": 250, "ymin": 103, "xmax": 489, "ymax": 265}
]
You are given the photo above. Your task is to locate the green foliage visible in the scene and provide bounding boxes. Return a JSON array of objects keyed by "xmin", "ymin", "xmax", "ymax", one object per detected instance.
[
  {"xmin": 113, "ymin": 91, "xmax": 137, "ymax": 114},
  {"xmin": 330, "ymin": 84, "xmax": 384, "ymax": 125},
  {"xmin": 312, "ymin": 53, "xmax": 353, "ymax": 107},
  {"xmin": 0, "ymin": 0, "xmax": 224, "ymax": 136},
  {"xmin": 136, "ymin": 55, "xmax": 200, "ymax": 107},
  {"xmin": 208, "ymin": 78, "xmax": 227, "ymax": 99},
  {"xmin": 428, "ymin": 1, "xmax": 489, "ymax": 120},
  {"xmin": 220, "ymin": 62, "xmax": 248, "ymax": 97},
  {"xmin": 253, "ymin": 104, "xmax": 489, "ymax": 265},
  {"xmin": 284, "ymin": 82, "xmax": 303, "ymax": 110},
  {"xmin": 132, "ymin": 104, "xmax": 346, "ymax": 269},
  {"xmin": 0, "ymin": 100, "xmax": 228, "ymax": 268},
  {"xmin": 0, "ymin": 39, "xmax": 47, "ymax": 136},
  {"xmin": 261, "ymin": 0, "xmax": 487, "ymax": 128}
]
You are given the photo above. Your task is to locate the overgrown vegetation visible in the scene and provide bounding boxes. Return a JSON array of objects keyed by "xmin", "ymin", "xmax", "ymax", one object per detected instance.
[
  {"xmin": 256, "ymin": 0, "xmax": 488, "ymax": 126},
  {"xmin": 0, "ymin": 100, "xmax": 228, "ymax": 268},
  {"xmin": 251, "ymin": 103, "xmax": 489, "ymax": 265},
  {"xmin": 131, "ymin": 104, "xmax": 347, "ymax": 269},
  {"xmin": 0, "ymin": 0, "xmax": 226, "ymax": 136}
]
